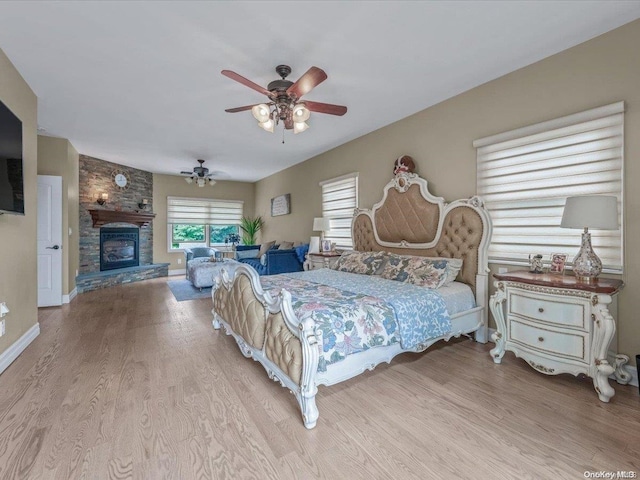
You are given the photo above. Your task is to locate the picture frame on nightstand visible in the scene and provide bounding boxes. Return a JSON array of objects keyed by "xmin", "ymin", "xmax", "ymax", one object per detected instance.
[
  {"xmin": 321, "ymin": 239, "xmax": 332, "ymax": 252},
  {"xmin": 549, "ymin": 253, "xmax": 567, "ymax": 274}
]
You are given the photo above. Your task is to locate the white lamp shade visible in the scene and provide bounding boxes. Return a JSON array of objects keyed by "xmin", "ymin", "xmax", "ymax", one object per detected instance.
[
  {"xmin": 293, "ymin": 121, "xmax": 309, "ymax": 134},
  {"xmin": 185, "ymin": 177, "xmax": 193, "ymax": 184},
  {"xmin": 196, "ymin": 177, "xmax": 206, "ymax": 187},
  {"xmin": 251, "ymin": 104, "xmax": 271, "ymax": 123},
  {"xmin": 292, "ymin": 104, "xmax": 310, "ymax": 122},
  {"xmin": 258, "ymin": 118, "xmax": 275, "ymax": 133},
  {"xmin": 561, "ymin": 195, "xmax": 619, "ymax": 230},
  {"xmin": 313, "ymin": 217, "xmax": 331, "ymax": 231}
]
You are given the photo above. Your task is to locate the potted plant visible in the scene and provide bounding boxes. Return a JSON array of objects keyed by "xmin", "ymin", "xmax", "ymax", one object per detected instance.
[{"xmin": 239, "ymin": 216, "xmax": 264, "ymax": 245}]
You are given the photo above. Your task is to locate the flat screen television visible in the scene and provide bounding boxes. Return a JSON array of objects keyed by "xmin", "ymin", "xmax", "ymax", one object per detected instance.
[{"xmin": 0, "ymin": 100, "xmax": 24, "ymax": 215}]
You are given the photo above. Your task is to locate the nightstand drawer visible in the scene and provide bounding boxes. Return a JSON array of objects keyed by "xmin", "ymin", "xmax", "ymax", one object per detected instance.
[
  {"xmin": 509, "ymin": 291, "xmax": 586, "ymax": 329},
  {"xmin": 509, "ymin": 319, "xmax": 587, "ymax": 361}
]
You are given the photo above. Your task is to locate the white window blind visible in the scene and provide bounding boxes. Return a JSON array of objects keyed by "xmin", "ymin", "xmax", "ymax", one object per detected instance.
[
  {"xmin": 474, "ymin": 102, "xmax": 624, "ymax": 272},
  {"xmin": 320, "ymin": 173, "xmax": 358, "ymax": 250},
  {"xmin": 167, "ymin": 197, "xmax": 243, "ymax": 225}
]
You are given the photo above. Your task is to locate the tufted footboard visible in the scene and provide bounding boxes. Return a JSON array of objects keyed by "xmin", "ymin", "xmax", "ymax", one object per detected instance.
[{"xmin": 211, "ymin": 265, "xmax": 320, "ymax": 428}]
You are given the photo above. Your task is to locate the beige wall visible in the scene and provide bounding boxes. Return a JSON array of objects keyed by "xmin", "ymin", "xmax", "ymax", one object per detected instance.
[
  {"xmin": 153, "ymin": 174, "xmax": 255, "ymax": 271},
  {"xmin": 255, "ymin": 20, "xmax": 640, "ymax": 364},
  {"xmin": 37, "ymin": 135, "xmax": 80, "ymax": 295},
  {"xmin": 0, "ymin": 49, "xmax": 38, "ymax": 355}
]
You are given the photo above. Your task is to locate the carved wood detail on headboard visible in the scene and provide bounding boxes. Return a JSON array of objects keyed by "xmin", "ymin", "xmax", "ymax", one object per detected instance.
[{"xmin": 352, "ymin": 171, "xmax": 492, "ymax": 296}]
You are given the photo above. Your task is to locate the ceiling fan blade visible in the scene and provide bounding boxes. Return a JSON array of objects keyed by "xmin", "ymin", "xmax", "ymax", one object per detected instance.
[
  {"xmin": 179, "ymin": 171, "xmax": 193, "ymax": 175},
  {"xmin": 221, "ymin": 70, "xmax": 271, "ymax": 97},
  {"xmin": 304, "ymin": 100, "xmax": 347, "ymax": 116},
  {"xmin": 225, "ymin": 104, "xmax": 260, "ymax": 113},
  {"xmin": 286, "ymin": 67, "xmax": 327, "ymax": 100}
]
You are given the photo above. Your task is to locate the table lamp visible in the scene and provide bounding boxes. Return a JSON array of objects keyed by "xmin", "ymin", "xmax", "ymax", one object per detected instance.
[{"xmin": 560, "ymin": 195, "xmax": 618, "ymax": 282}]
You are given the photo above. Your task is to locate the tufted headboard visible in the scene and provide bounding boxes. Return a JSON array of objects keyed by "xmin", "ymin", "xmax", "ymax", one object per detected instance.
[{"xmin": 352, "ymin": 171, "xmax": 492, "ymax": 297}]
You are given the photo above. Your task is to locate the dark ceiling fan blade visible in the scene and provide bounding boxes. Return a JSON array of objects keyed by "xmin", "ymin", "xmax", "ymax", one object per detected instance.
[
  {"xmin": 286, "ymin": 67, "xmax": 327, "ymax": 100},
  {"xmin": 304, "ymin": 100, "xmax": 347, "ymax": 116},
  {"xmin": 225, "ymin": 104, "xmax": 261, "ymax": 113},
  {"xmin": 180, "ymin": 171, "xmax": 193, "ymax": 175},
  {"xmin": 221, "ymin": 70, "xmax": 271, "ymax": 97}
]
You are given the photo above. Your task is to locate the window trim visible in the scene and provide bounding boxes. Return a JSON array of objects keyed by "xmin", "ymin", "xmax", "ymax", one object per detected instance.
[
  {"xmin": 474, "ymin": 102, "xmax": 624, "ymax": 273},
  {"xmin": 166, "ymin": 196, "xmax": 244, "ymax": 253},
  {"xmin": 319, "ymin": 172, "xmax": 359, "ymax": 250}
]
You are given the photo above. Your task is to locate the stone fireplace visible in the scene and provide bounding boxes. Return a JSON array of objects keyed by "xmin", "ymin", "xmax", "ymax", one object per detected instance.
[
  {"xmin": 100, "ymin": 227, "xmax": 139, "ymax": 271},
  {"xmin": 76, "ymin": 155, "xmax": 168, "ymax": 293}
]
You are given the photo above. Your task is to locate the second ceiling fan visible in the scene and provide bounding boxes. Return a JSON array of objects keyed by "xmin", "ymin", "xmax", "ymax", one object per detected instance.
[{"xmin": 222, "ymin": 64, "xmax": 347, "ymax": 135}]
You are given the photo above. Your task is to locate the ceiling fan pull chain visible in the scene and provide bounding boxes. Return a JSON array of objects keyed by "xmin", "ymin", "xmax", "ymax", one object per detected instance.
[{"xmin": 282, "ymin": 125, "xmax": 285, "ymax": 144}]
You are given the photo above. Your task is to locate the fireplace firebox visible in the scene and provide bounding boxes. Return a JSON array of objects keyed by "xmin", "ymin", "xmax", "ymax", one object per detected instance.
[{"xmin": 100, "ymin": 227, "xmax": 139, "ymax": 271}]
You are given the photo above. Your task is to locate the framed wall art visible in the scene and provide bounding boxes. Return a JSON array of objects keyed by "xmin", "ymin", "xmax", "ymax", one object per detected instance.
[{"xmin": 271, "ymin": 193, "xmax": 291, "ymax": 216}]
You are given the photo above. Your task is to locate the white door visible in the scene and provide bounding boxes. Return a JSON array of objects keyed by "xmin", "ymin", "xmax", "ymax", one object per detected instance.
[{"xmin": 37, "ymin": 175, "xmax": 63, "ymax": 307}]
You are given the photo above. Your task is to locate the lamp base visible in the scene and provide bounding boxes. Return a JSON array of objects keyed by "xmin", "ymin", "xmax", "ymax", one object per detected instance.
[{"xmin": 572, "ymin": 229, "xmax": 602, "ymax": 282}]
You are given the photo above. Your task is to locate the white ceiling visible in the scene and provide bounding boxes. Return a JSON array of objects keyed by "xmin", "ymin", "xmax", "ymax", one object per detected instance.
[{"xmin": 0, "ymin": 1, "xmax": 638, "ymax": 182}]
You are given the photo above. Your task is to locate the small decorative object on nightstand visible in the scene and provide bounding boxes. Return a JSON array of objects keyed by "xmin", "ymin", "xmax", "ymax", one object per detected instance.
[
  {"xmin": 528, "ymin": 254, "xmax": 544, "ymax": 274},
  {"xmin": 304, "ymin": 251, "xmax": 341, "ymax": 271},
  {"xmin": 489, "ymin": 270, "xmax": 630, "ymax": 402}
]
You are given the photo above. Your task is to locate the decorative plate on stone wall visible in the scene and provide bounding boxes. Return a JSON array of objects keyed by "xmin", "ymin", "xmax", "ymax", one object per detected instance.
[{"xmin": 112, "ymin": 169, "xmax": 130, "ymax": 190}]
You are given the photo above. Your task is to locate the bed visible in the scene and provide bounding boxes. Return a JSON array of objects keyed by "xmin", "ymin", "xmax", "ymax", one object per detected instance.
[{"xmin": 211, "ymin": 166, "xmax": 492, "ymax": 429}]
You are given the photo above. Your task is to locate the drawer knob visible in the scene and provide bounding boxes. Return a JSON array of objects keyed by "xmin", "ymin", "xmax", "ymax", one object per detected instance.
[
  {"xmin": 538, "ymin": 307, "xmax": 544, "ymax": 313},
  {"xmin": 538, "ymin": 336, "xmax": 544, "ymax": 342}
]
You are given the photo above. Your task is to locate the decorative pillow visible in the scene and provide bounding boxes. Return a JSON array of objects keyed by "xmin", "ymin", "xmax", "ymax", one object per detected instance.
[
  {"xmin": 236, "ymin": 248, "xmax": 260, "ymax": 260},
  {"xmin": 334, "ymin": 251, "xmax": 388, "ymax": 275},
  {"xmin": 278, "ymin": 241, "xmax": 294, "ymax": 250},
  {"xmin": 424, "ymin": 256, "xmax": 463, "ymax": 285},
  {"xmin": 380, "ymin": 253, "xmax": 448, "ymax": 289},
  {"xmin": 257, "ymin": 241, "xmax": 276, "ymax": 257},
  {"xmin": 260, "ymin": 254, "xmax": 268, "ymax": 266},
  {"xmin": 295, "ymin": 244, "xmax": 309, "ymax": 264}
]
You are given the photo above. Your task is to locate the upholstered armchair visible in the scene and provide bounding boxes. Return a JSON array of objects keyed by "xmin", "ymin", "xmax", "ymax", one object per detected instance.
[{"xmin": 184, "ymin": 247, "xmax": 218, "ymax": 275}]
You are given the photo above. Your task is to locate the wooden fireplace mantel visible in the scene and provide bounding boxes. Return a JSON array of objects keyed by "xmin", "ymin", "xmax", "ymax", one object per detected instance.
[{"xmin": 89, "ymin": 209, "xmax": 156, "ymax": 228}]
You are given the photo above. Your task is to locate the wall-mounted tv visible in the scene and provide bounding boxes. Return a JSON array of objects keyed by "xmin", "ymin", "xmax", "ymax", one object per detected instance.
[{"xmin": 0, "ymin": 100, "xmax": 24, "ymax": 215}]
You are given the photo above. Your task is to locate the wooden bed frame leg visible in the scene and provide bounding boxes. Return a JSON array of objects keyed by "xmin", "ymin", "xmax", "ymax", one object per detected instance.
[
  {"xmin": 299, "ymin": 389, "xmax": 319, "ymax": 429},
  {"xmin": 489, "ymin": 282, "xmax": 507, "ymax": 363}
]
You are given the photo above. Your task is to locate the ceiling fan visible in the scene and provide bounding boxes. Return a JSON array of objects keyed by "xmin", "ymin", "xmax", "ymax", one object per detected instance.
[
  {"xmin": 180, "ymin": 159, "xmax": 218, "ymax": 187},
  {"xmin": 222, "ymin": 64, "xmax": 347, "ymax": 135}
]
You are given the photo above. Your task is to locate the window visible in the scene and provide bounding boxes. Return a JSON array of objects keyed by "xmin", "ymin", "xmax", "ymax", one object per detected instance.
[
  {"xmin": 167, "ymin": 197, "xmax": 243, "ymax": 251},
  {"xmin": 320, "ymin": 173, "xmax": 358, "ymax": 250},
  {"xmin": 475, "ymin": 102, "xmax": 624, "ymax": 272}
]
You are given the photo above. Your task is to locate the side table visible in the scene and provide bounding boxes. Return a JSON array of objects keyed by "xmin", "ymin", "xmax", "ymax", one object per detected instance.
[
  {"xmin": 304, "ymin": 252, "xmax": 341, "ymax": 271},
  {"xmin": 489, "ymin": 270, "xmax": 630, "ymax": 402}
]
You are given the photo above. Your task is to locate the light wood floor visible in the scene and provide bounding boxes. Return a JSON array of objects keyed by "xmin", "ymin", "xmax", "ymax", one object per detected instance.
[{"xmin": 0, "ymin": 277, "xmax": 638, "ymax": 479}]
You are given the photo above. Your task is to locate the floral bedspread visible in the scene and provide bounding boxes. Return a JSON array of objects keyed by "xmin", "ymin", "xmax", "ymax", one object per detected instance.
[{"xmin": 260, "ymin": 270, "xmax": 451, "ymax": 372}]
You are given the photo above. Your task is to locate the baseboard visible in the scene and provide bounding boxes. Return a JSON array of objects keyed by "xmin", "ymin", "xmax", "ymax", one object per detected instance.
[
  {"xmin": 487, "ymin": 328, "xmax": 638, "ymax": 387},
  {"xmin": 168, "ymin": 269, "xmax": 185, "ymax": 276},
  {"xmin": 62, "ymin": 287, "xmax": 77, "ymax": 304},
  {"xmin": 0, "ymin": 323, "xmax": 40, "ymax": 375}
]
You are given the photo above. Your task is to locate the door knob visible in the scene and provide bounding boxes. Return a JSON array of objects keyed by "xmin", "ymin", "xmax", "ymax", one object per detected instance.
[{"xmin": 46, "ymin": 245, "xmax": 60, "ymax": 250}]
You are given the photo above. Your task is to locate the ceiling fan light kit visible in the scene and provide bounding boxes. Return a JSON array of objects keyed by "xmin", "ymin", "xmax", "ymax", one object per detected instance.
[
  {"xmin": 223, "ymin": 65, "xmax": 347, "ymax": 138},
  {"xmin": 180, "ymin": 159, "xmax": 218, "ymax": 187}
]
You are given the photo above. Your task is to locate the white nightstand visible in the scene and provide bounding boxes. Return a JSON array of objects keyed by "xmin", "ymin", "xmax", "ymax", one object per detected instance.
[
  {"xmin": 489, "ymin": 271, "xmax": 630, "ymax": 402},
  {"xmin": 304, "ymin": 252, "xmax": 341, "ymax": 271}
]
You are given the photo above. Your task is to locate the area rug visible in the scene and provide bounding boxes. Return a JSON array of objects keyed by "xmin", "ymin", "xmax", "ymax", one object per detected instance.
[{"xmin": 167, "ymin": 279, "xmax": 212, "ymax": 301}]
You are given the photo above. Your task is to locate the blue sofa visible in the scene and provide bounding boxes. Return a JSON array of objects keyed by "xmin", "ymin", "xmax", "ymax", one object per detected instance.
[{"xmin": 236, "ymin": 243, "xmax": 308, "ymax": 275}]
